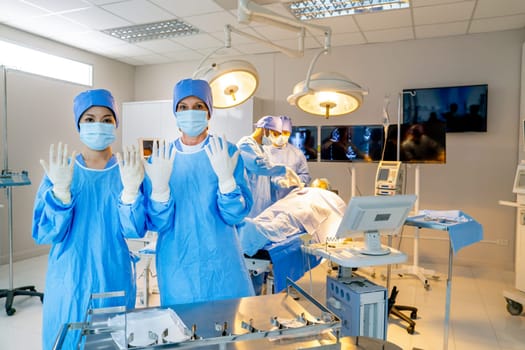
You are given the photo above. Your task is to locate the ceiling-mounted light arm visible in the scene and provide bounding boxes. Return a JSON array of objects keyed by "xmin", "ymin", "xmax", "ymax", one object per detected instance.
[
  {"xmin": 227, "ymin": 24, "xmax": 302, "ymax": 58},
  {"xmin": 302, "ymin": 48, "xmax": 329, "ymax": 94},
  {"xmin": 237, "ymin": 0, "xmax": 331, "ymax": 56}
]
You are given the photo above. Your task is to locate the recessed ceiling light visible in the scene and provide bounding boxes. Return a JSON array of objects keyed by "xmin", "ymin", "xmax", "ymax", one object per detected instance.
[
  {"xmin": 102, "ymin": 19, "xmax": 199, "ymax": 43},
  {"xmin": 287, "ymin": 0, "xmax": 410, "ymax": 20}
]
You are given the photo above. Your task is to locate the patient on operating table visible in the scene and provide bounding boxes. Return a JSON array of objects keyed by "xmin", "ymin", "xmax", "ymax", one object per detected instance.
[{"xmin": 238, "ymin": 178, "xmax": 346, "ymax": 257}]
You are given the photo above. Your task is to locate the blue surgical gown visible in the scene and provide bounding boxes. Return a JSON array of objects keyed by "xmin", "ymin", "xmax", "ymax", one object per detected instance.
[
  {"xmin": 264, "ymin": 143, "xmax": 311, "ymax": 202},
  {"xmin": 237, "ymin": 135, "xmax": 286, "ymax": 218},
  {"xmin": 145, "ymin": 135, "xmax": 255, "ymax": 306},
  {"xmin": 32, "ymin": 155, "xmax": 146, "ymax": 350}
]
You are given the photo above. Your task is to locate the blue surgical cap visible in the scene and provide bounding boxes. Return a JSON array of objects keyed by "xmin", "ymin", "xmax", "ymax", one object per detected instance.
[
  {"xmin": 255, "ymin": 115, "xmax": 282, "ymax": 132},
  {"xmin": 280, "ymin": 115, "xmax": 292, "ymax": 132},
  {"xmin": 173, "ymin": 79, "xmax": 213, "ymax": 116},
  {"xmin": 73, "ymin": 89, "xmax": 118, "ymax": 131}
]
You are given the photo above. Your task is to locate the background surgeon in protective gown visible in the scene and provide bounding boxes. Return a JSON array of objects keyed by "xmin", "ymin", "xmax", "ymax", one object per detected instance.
[
  {"xmin": 144, "ymin": 78, "xmax": 254, "ymax": 306},
  {"xmin": 237, "ymin": 115, "xmax": 301, "ymax": 218},
  {"xmin": 32, "ymin": 89, "xmax": 146, "ymax": 350},
  {"xmin": 265, "ymin": 115, "xmax": 311, "ymax": 203}
]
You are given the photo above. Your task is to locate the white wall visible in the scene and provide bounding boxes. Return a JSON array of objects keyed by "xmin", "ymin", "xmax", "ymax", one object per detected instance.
[
  {"xmin": 0, "ymin": 25, "xmax": 135, "ymax": 263},
  {"xmin": 134, "ymin": 29, "xmax": 525, "ymax": 270}
]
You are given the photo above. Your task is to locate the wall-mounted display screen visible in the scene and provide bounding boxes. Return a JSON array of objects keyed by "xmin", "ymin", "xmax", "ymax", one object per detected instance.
[
  {"xmin": 403, "ymin": 84, "xmax": 488, "ymax": 132},
  {"xmin": 383, "ymin": 122, "xmax": 446, "ymax": 164},
  {"xmin": 289, "ymin": 126, "xmax": 318, "ymax": 161},
  {"xmin": 320, "ymin": 125, "xmax": 384, "ymax": 162}
]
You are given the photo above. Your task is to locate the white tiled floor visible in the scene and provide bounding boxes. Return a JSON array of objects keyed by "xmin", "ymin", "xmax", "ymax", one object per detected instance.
[{"xmin": 1, "ymin": 255, "xmax": 525, "ymax": 349}]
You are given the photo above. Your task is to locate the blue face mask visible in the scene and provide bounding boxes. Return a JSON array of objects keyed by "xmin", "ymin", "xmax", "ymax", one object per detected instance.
[
  {"xmin": 175, "ymin": 110, "xmax": 208, "ymax": 137},
  {"xmin": 79, "ymin": 123, "xmax": 116, "ymax": 151}
]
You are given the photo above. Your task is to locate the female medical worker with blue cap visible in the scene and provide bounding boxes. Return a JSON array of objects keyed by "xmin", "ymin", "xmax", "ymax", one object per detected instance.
[
  {"xmin": 32, "ymin": 89, "xmax": 146, "ymax": 350},
  {"xmin": 237, "ymin": 115, "xmax": 301, "ymax": 218},
  {"xmin": 265, "ymin": 115, "xmax": 311, "ymax": 202},
  {"xmin": 144, "ymin": 78, "xmax": 255, "ymax": 306}
]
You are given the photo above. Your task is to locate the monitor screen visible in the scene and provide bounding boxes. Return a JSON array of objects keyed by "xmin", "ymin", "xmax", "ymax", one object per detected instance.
[
  {"xmin": 403, "ymin": 84, "xmax": 488, "ymax": 132},
  {"xmin": 289, "ymin": 126, "xmax": 318, "ymax": 161},
  {"xmin": 383, "ymin": 122, "xmax": 446, "ymax": 164},
  {"xmin": 335, "ymin": 194, "xmax": 417, "ymax": 255},
  {"xmin": 320, "ymin": 125, "xmax": 384, "ymax": 162}
]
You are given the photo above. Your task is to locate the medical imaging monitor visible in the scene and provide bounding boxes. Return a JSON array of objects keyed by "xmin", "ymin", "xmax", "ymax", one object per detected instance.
[{"xmin": 336, "ymin": 194, "xmax": 417, "ymax": 255}]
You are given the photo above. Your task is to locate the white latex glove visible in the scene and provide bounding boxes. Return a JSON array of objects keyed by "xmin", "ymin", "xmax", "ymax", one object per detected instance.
[
  {"xmin": 278, "ymin": 167, "xmax": 303, "ymax": 189},
  {"xmin": 117, "ymin": 144, "xmax": 144, "ymax": 204},
  {"xmin": 144, "ymin": 140, "xmax": 175, "ymax": 203},
  {"xmin": 205, "ymin": 135, "xmax": 238, "ymax": 193},
  {"xmin": 39, "ymin": 142, "xmax": 76, "ymax": 204}
]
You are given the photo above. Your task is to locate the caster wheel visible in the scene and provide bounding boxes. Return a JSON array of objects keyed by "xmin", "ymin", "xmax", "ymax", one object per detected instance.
[
  {"xmin": 410, "ymin": 311, "xmax": 418, "ymax": 319},
  {"xmin": 6, "ymin": 308, "xmax": 16, "ymax": 316},
  {"xmin": 407, "ymin": 326, "xmax": 415, "ymax": 334},
  {"xmin": 506, "ymin": 299, "xmax": 523, "ymax": 316}
]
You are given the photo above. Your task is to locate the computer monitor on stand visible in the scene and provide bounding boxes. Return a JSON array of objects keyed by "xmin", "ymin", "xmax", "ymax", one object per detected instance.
[{"xmin": 335, "ymin": 194, "xmax": 417, "ymax": 256}]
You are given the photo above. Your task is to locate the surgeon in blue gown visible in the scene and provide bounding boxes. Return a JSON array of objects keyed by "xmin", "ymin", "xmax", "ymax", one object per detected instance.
[
  {"xmin": 265, "ymin": 115, "xmax": 311, "ymax": 203},
  {"xmin": 237, "ymin": 115, "xmax": 301, "ymax": 218},
  {"xmin": 32, "ymin": 89, "xmax": 146, "ymax": 350},
  {"xmin": 144, "ymin": 78, "xmax": 254, "ymax": 306}
]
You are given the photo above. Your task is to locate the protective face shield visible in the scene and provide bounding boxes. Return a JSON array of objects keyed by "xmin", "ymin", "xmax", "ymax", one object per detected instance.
[
  {"xmin": 173, "ymin": 79, "xmax": 213, "ymax": 116},
  {"xmin": 74, "ymin": 89, "xmax": 118, "ymax": 131},
  {"xmin": 271, "ymin": 134, "xmax": 287, "ymax": 147},
  {"xmin": 79, "ymin": 123, "xmax": 116, "ymax": 150},
  {"xmin": 175, "ymin": 110, "xmax": 208, "ymax": 137}
]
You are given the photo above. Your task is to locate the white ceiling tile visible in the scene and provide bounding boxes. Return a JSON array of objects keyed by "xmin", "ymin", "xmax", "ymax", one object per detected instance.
[
  {"xmin": 162, "ymin": 50, "xmax": 204, "ymax": 62},
  {"xmin": 53, "ymin": 30, "xmax": 128, "ymax": 50},
  {"xmin": 234, "ymin": 41, "xmax": 280, "ymax": 55},
  {"xmin": 364, "ymin": 27, "xmax": 414, "ymax": 43},
  {"xmin": 413, "ymin": 1, "xmax": 476, "ymax": 25},
  {"xmin": 171, "ymin": 32, "xmax": 222, "ymax": 50},
  {"xmin": 310, "ymin": 16, "xmax": 360, "ymax": 34},
  {"xmin": 209, "ymin": 27, "xmax": 262, "ymax": 46},
  {"xmin": 412, "ymin": 0, "xmax": 465, "ymax": 7},
  {"xmin": 184, "ymin": 10, "xmax": 237, "ymax": 33},
  {"xmin": 355, "ymin": 9, "xmax": 412, "ymax": 31},
  {"xmin": 250, "ymin": 23, "xmax": 303, "ymax": 41},
  {"xmin": 415, "ymin": 21, "xmax": 469, "ymax": 39},
  {"xmin": 61, "ymin": 6, "xmax": 132, "ymax": 30},
  {"xmin": 469, "ymin": 14, "xmax": 525, "ymax": 34},
  {"xmin": 135, "ymin": 38, "xmax": 187, "ymax": 53},
  {"xmin": 0, "ymin": 1, "xmax": 50, "ymax": 22},
  {"xmin": 110, "ymin": 55, "xmax": 145, "ymax": 65},
  {"xmin": 474, "ymin": 0, "xmax": 525, "ymax": 19},
  {"xmin": 101, "ymin": 0, "xmax": 174, "ymax": 24},
  {"xmin": 331, "ymin": 32, "xmax": 367, "ymax": 47},
  {"xmin": 102, "ymin": 43, "xmax": 155, "ymax": 57},
  {"xmin": 150, "ymin": 0, "xmax": 224, "ymax": 17},
  {"xmin": 7, "ymin": 14, "xmax": 89, "ymax": 36},
  {"xmin": 23, "ymin": 0, "xmax": 91, "ymax": 13}
]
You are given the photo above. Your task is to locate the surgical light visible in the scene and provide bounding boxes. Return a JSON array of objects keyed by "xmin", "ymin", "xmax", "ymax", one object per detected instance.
[
  {"xmin": 287, "ymin": 50, "xmax": 367, "ymax": 118},
  {"xmin": 200, "ymin": 60, "xmax": 259, "ymax": 109}
]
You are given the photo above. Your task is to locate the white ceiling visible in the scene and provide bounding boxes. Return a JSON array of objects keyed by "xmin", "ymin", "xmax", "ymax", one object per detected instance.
[{"xmin": 1, "ymin": 0, "xmax": 525, "ymax": 66}]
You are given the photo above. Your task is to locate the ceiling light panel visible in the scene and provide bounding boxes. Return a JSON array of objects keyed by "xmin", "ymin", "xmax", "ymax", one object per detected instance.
[
  {"xmin": 102, "ymin": 19, "xmax": 199, "ymax": 43},
  {"xmin": 287, "ymin": 0, "xmax": 410, "ymax": 20}
]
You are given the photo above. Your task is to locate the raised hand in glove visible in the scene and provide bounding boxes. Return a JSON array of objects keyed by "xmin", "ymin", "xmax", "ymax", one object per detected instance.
[
  {"xmin": 205, "ymin": 135, "xmax": 238, "ymax": 193},
  {"xmin": 144, "ymin": 140, "xmax": 175, "ymax": 203},
  {"xmin": 39, "ymin": 142, "xmax": 76, "ymax": 204},
  {"xmin": 117, "ymin": 144, "xmax": 144, "ymax": 204}
]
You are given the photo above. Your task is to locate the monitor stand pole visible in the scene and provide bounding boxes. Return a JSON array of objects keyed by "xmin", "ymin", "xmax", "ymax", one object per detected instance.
[{"xmin": 391, "ymin": 165, "xmax": 438, "ymax": 289}]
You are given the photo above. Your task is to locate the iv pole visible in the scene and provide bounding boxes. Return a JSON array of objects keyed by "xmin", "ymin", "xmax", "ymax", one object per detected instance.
[{"xmin": 0, "ymin": 66, "xmax": 43, "ymax": 316}]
